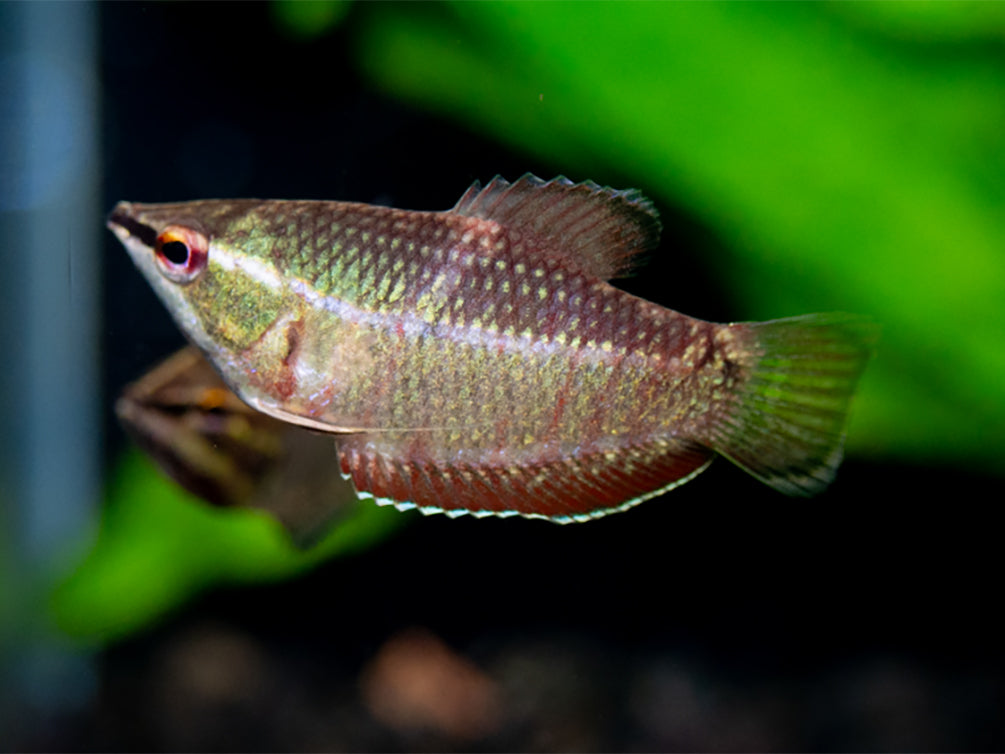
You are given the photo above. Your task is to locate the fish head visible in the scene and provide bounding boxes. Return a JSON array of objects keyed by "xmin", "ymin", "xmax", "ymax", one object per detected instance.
[{"xmin": 107, "ymin": 199, "xmax": 290, "ymax": 370}]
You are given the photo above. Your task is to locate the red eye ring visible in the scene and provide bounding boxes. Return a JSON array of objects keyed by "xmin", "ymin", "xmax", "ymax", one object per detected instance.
[{"xmin": 154, "ymin": 225, "xmax": 209, "ymax": 284}]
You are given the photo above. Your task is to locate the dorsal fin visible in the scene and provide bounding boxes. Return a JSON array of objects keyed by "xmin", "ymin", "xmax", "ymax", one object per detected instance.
[{"xmin": 450, "ymin": 174, "xmax": 662, "ymax": 280}]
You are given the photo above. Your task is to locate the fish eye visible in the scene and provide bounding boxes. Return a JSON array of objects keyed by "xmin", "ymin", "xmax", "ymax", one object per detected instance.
[{"xmin": 154, "ymin": 225, "xmax": 209, "ymax": 284}]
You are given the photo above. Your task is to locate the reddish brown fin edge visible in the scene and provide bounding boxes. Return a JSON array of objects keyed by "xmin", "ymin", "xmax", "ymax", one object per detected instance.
[{"xmin": 336, "ymin": 436, "xmax": 713, "ymax": 523}]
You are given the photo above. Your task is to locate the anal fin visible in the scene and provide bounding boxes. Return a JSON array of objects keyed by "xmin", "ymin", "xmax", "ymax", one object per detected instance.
[{"xmin": 336, "ymin": 434, "xmax": 713, "ymax": 523}]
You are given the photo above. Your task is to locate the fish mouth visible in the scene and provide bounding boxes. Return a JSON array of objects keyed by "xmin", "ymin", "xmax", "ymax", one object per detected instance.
[{"xmin": 107, "ymin": 201, "xmax": 157, "ymax": 249}]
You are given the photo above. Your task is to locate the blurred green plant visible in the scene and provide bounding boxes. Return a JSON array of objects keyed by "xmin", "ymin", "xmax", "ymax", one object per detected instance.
[
  {"xmin": 52, "ymin": 450, "xmax": 402, "ymax": 644},
  {"xmin": 352, "ymin": 1, "xmax": 1005, "ymax": 471},
  {"xmin": 272, "ymin": 0, "xmax": 350, "ymax": 40}
]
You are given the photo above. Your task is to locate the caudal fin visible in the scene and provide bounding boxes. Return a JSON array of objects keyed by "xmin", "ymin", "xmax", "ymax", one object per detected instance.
[{"xmin": 707, "ymin": 313, "xmax": 878, "ymax": 495}]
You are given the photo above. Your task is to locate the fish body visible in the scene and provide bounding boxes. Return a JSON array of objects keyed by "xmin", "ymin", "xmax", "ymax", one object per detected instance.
[{"xmin": 109, "ymin": 175, "xmax": 876, "ymax": 522}]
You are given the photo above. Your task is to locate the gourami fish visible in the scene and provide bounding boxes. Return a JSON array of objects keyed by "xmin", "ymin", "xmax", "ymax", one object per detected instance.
[{"xmin": 108, "ymin": 175, "xmax": 876, "ymax": 524}]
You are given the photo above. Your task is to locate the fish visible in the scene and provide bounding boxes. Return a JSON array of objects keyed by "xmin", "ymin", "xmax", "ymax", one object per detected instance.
[
  {"xmin": 108, "ymin": 174, "xmax": 877, "ymax": 523},
  {"xmin": 116, "ymin": 345, "xmax": 360, "ymax": 546}
]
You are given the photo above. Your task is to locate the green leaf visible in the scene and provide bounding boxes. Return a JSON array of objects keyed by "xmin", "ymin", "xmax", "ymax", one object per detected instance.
[
  {"xmin": 354, "ymin": 2, "xmax": 1005, "ymax": 473},
  {"xmin": 50, "ymin": 450, "xmax": 402, "ymax": 644},
  {"xmin": 271, "ymin": 0, "xmax": 351, "ymax": 40}
]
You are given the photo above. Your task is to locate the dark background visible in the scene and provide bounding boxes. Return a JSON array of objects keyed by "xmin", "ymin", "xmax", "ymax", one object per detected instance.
[{"xmin": 12, "ymin": 3, "xmax": 1005, "ymax": 751}]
